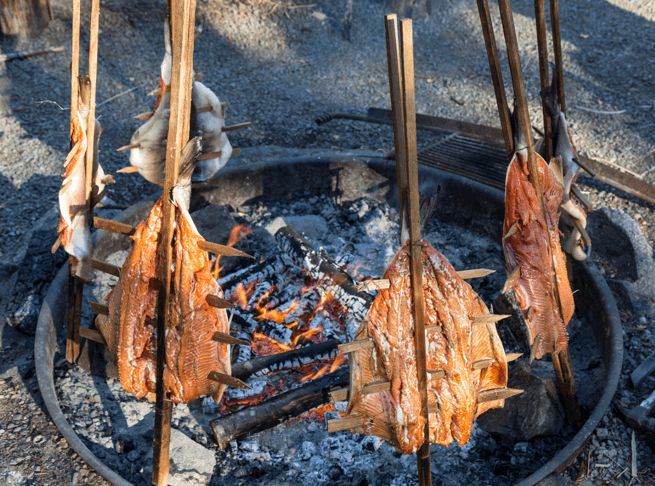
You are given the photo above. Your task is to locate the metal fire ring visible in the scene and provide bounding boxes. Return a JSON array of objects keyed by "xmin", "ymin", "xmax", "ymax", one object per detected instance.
[{"xmin": 36, "ymin": 150, "xmax": 623, "ymax": 485}]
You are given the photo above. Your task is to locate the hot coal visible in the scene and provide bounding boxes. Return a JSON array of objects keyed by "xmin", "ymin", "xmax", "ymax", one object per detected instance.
[{"xmin": 54, "ymin": 193, "xmax": 603, "ymax": 485}]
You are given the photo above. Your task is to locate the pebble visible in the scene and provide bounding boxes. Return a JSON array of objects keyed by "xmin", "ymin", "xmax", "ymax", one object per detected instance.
[{"xmin": 33, "ymin": 435, "xmax": 45, "ymax": 445}]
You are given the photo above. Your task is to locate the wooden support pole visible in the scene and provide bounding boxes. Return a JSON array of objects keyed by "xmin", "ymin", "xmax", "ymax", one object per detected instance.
[
  {"xmin": 400, "ymin": 18, "xmax": 432, "ymax": 486},
  {"xmin": 69, "ymin": 0, "xmax": 80, "ymax": 127},
  {"xmin": 384, "ymin": 14, "xmax": 408, "ymax": 233},
  {"xmin": 549, "ymin": 0, "xmax": 565, "ymax": 114},
  {"xmin": 534, "ymin": 0, "xmax": 553, "ymax": 160},
  {"xmin": 475, "ymin": 0, "xmax": 513, "ymax": 156},
  {"xmin": 152, "ymin": 1, "xmax": 196, "ymax": 484}
]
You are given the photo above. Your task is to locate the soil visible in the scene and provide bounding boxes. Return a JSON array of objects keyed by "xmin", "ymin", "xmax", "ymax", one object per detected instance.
[{"xmin": 0, "ymin": 0, "xmax": 653, "ymax": 485}]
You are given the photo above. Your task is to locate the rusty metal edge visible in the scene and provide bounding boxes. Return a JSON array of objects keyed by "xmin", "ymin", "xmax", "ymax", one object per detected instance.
[{"xmin": 35, "ymin": 151, "xmax": 623, "ymax": 486}]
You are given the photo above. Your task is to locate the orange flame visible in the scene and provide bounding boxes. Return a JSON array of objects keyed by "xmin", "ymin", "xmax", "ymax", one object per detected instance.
[
  {"xmin": 256, "ymin": 301, "xmax": 300, "ymax": 324},
  {"xmin": 300, "ymin": 353, "xmax": 347, "ymax": 383},
  {"xmin": 291, "ymin": 326, "xmax": 324, "ymax": 346},
  {"xmin": 213, "ymin": 223, "xmax": 254, "ymax": 278},
  {"xmin": 251, "ymin": 332, "xmax": 293, "ymax": 356},
  {"xmin": 231, "ymin": 281, "xmax": 257, "ymax": 309}
]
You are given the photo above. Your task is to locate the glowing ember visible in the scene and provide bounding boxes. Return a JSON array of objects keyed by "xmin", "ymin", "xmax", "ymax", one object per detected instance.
[
  {"xmin": 300, "ymin": 354, "xmax": 347, "ymax": 383},
  {"xmin": 222, "ymin": 384, "xmax": 278, "ymax": 411},
  {"xmin": 295, "ymin": 403, "xmax": 337, "ymax": 422},
  {"xmin": 251, "ymin": 332, "xmax": 293, "ymax": 356},
  {"xmin": 291, "ymin": 326, "xmax": 324, "ymax": 346}
]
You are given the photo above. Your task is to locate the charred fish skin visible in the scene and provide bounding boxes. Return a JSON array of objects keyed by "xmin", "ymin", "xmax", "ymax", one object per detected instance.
[{"xmin": 341, "ymin": 241, "xmax": 508, "ymax": 453}]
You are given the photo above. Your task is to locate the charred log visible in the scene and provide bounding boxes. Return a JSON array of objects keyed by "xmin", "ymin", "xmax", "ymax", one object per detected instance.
[
  {"xmin": 211, "ymin": 367, "xmax": 348, "ymax": 448},
  {"xmin": 231, "ymin": 339, "xmax": 340, "ymax": 380}
]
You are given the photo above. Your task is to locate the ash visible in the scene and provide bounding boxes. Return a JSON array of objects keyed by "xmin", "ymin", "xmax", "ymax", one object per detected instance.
[{"xmin": 55, "ymin": 194, "xmax": 601, "ymax": 485}]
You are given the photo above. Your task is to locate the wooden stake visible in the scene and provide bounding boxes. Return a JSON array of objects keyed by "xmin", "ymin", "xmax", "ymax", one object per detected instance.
[
  {"xmin": 475, "ymin": 0, "xmax": 513, "ymax": 156},
  {"xmin": 534, "ymin": 0, "xmax": 553, "ymax": 160},
  {"xmin": 551, "ymin": 348, "xmax": 582, "ymax": 425},
  {"xmin": 549, "ymin": 0, "xmax": 565, "ymax": 114},
  {"xmin": 152, "ymin": 1, "xmax": 196, "ymax": 485},
  {"xmin": 399, "ymin": 18, "xmax": 432, "ymax": 486},
  {"xmin": 384, "ymin": 14, "xmax": 408, "ymax": 234},
  {"xmin": 69, "ymin": 0, "xmax": 81, "ymax": 127}
]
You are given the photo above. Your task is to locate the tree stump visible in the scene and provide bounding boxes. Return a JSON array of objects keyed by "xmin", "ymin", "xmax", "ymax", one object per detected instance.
[{"xmin": 0, "ymin": 0, "xmax": 52, "ymax": 37}]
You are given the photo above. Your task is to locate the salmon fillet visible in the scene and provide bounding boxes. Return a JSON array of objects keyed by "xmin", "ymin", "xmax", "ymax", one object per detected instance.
[
  {"xmin": 55, "ymin": 77, "xmax": 107, "ymax": 279},
  {"xmin": 96, "ymin": 197, "xmax": 231, "ymax": 403},
  {"xmin": 343, "ymin": 241, "xmax": 508, "ymax": 453},
  {"xmin": 502, "ymin": 151, "xmax": 575, "ymax": 359}
]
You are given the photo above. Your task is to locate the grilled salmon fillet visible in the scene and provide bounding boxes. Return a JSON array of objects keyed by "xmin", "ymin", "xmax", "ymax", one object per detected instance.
[
  {"xmin": 96, "ymin": 196, "xmax": 231, "ymax": 403},
  {"xmin": 502, "ymin": 150, "xmax": 575, "ymax": 359},
  {"xmin": 343, "ymin": 241, "xmax": 508, "ymax": 453}
]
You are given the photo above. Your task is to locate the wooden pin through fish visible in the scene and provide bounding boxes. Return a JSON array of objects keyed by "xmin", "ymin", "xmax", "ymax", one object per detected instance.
[
  {"xmin": 327, "ymin": 415, "xmax": 366, "ymax": 433},
  {"xmin": 457, "ymin": 268, "xmax": 496, "ymax": 279},
  {"xmin": 117, "ymin": 166, "xmax": 139, "ymax": 174},
  {"xmin": 506, "ymin": 352, "xmax": 523, "ymax": 362},
  {"xmin": 93, "ymin": 217, "xmax": 135, "ymax": 236},
  {"xmin": 338, "ymin": 339, "xmax": 374, "ymax": 354},
  {"xmin": 222, "ymin": 121, "xmax": 252, "ymax": 132},
  {"xmin": 134, "ymin": 111, "xmax": 153, "ymax": 121},
  {"xmin": 90, "ymin": 302, "xmax": 109, "ymax": 315},
  {"xmin": 206, "ymin": 295, "xmax": 234, "ymax": 309},
  {"xmin": 478, "ymin": 388, "xmax": 524, "ymax": 402},
  {"xmin": 90, "ymin": 258, "xmax": 120, "ymax": 277},
  {"xmin": 529, "ymin": 335, "xmax": 543, "ymax": 363},
  {"xmin": 207, "ymin": 371, "xmax": 250, "ymax": 389},
  {"xmin": 355, "ymin": 279, "xmax": 390, "ymax": 292},
  {"xmin": 503, "ymin": 222, "xmax": 519, "ymax": 240},
  {"xmin": 195, "ymin": 105, "xmax": 213, "ymax": 113},
  {"xmin": 79, "ymin": 327, "xmax": 105, "ymax": 345},
  {"xmin": 502, "ymin": 266, "xmax": 521, "ymax": 294},
  {"xmin": 197, "ymin": 240, "xmax": 253, "ymax": 259},
  {"xmin": 198, "ymin": 150, "xmax": 222, "ymax": 161},
  {"xmin": 330, "ymin": 380, "xmax": 390, "ymax": 402},
  {"xmin": 212, "ymin": 332, "xmax": 249, "ymax": 346},
  {"xmin": 472, "ymin": 314, "xmax": 511, "ymax": 325},
  {"xmin": 116, "ymin": 142, "xmax": 141, "ymax": 152}
]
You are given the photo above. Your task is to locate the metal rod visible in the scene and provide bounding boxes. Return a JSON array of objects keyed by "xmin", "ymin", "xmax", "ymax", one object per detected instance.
[
  {"xmin": 384, "ymin": 14, "xmax": 408, "ymax": 231},
  {"xmin": 549, "ymin": 0, "xmax": 565, "ymax": 114},
  {"xmin": 534, "ymin": 0, "xmax": 553, "ymax": 160},
  {"xmin": 399, "ymin": 18, "xmax": 432, "ymax": 486},
  {"xmin": 152, "ymin": 1, "xmax": 197, "ymax": 484},
  {"xmin": 475, "ymin": 0, "xmax": 513, "ymax": 156}
]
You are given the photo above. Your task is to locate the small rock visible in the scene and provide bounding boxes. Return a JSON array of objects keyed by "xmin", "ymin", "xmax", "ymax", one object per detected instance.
[
  {"xmin": 126, "ymin": 449, "xmax": 141, "ymax": 462},
  {"xmin": 32, "ymin": 435, "xmax": 45, "ymax": 445}
]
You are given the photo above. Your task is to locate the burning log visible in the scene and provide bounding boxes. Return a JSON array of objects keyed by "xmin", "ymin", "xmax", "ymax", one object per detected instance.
[
  {"xmin": 275, "ymin": 226, "xmax": 372, "ymax": 326},
  {"xmin": 231, "ymin": 339, "xmax": 340, "ymax": 380},
  {"xmin": 211, "ymin": 367, "xmax": 349, "ymax": 448}
]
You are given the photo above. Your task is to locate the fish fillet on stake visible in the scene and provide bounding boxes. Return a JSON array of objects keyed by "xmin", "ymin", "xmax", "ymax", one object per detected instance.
[
  {"xmin": 54, "ymin": 76, "xmax": 108, "ymax": 280},
  {"xmin": 96, "ymin": 142, "xmax": 234, "ymax": 403},
  {"xmin": 502, "ymin": 147, "xmax": 575, "ymax": 359},
  {"xmin": 337, "ymin": 241, "xmax": 509, "ymax": 453}
]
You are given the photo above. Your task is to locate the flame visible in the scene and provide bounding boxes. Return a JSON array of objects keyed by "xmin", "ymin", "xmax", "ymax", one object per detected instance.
[
  {"xmin": 291, "ymin": 326, "xmax": 324, "ymax": 346},
  {"xmin": 296, "ymin": 403, "xmax": 337, "ymax": 422},
  {"xmin": 300, "ymin": 353, "xmax": 347, "ymax": 383},
  {"xmin": 223, "ymin": 385, "xmax": 278, "ymax": 409},
  {"xmin": 256, "ymin": 301, "xmax": 300, "ymax": 324},
  {"xmin": 231, "ymin": 281, "xmax": 257, "ymax": 309},
  {"xmin": 306, "ymin": 291, "xmax": 334, "ymax": 324},
  {"xmin": 251, "ymin": 332, "xmax": 293, "ymax": 356},
  {"xmin": 212, "ymin": 223, "xmax": 254, "ymax": 278}
]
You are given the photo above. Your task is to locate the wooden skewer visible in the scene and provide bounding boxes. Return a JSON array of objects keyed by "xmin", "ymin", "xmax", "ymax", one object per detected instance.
[
  {"xmin": 152, "ymin": 2, "xmax": 196, "ymax": 484},
  {"xmin": 197, "ymin": 240, "xmax": 253, "ymax": 258},
  {"xmin": 194, "ymin": 105, "xmax": 213, "ymax": 113},
  {"xmin": 116, "ymin": 142, "xmax": 140, "ymax": 152},
  {"xmin": 354, "ymin": 279, "xmax": 390, "ymax": 292},
  {"xmin": 117, "ymin": 165, "xmax": 139, "ymax": 174},
  {"xmin": 338, "ymin": 339, "xmax": 373, "ymax": 354},
  {"xmin": 330, "ymin": 380, "xmax": 391, "ymax": 402},
  {"xmin": 222, "ymin": 121, "xmax": 252, "ymax": 132},
  {"xmin": 475, "ymin": 0, "xmax": 513, "ymax": 156},
  {"xmin": 89, "ymin": 301, "xmax": 109, "ymax": 315},
  {"xmin": 205, "ymin": 294, "xmax": 234, "ymax": 309},
  {"xmin": 534, "ymin": 0, "xmax": 553, "ymax": 160},
  {"xmin": 197, "ymin": 150, "xmax": 222, "ymax": 161},
  {"xmin": 212, "ymin": 332, "xmax": 249, "ymax": 346},
  {"xmin": 506, "ymin": 352, "xmax": 523, "ymax": 362},
  {"xmin": 457, "ymin": 268, "xmax": 495, "ymax": 279},
  {"xmin": 79, "ymin": 327, "xmax": 105, "ymax": 345},
  {"xmin": 477, "ymin": 387, "xmax": 524, "ymax": 402},
  {"xmin": 472, "ymin": 313, "xmax": 511, "ymax": 325},
  {"xmin": 207, "ymin": 371, "xmax": 250, "ymax": 389},
  {"xmin": 326, "ymin": 415, "xmax": 366, "ymax": 433},
  {"xmin": 549, "ymin": 0, "xmax": 566, "ymax": 114},
  {"xmin": 93, "ymin": 216, "xmax": 135, "ymax": 235},
  {"xmin": 90, "ymin": 258, "xmax": 120, "ymax": 277}
]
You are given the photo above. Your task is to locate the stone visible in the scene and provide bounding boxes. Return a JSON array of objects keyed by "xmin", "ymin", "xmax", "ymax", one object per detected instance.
[
  {"xmin": 477, "ymin": 361, "xmax": 564, "ymax": 441},
  {"xmin": 167, "ymin": 429, "xmax": 216, "ymax": 486}
]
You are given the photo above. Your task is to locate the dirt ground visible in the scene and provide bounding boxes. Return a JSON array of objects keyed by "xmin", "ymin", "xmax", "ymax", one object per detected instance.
[{"xmin": 0, "ymin": 0, "xmax": 653, "ymax": 484}]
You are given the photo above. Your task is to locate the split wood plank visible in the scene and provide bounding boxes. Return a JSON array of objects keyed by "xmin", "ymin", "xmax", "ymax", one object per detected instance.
[
  {"xmin": 549, "ymin": 0, "xmax": 565, "ymax": 114},
  {"xmin": 534, "ymin": 0, "xmax": 553, "ymax": 160}
]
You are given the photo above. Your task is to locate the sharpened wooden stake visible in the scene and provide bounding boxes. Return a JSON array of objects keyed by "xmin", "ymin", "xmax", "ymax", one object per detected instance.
[
  {"xmin": 355, "ymin": 279, "xmax": 390, "ymax": 292},
  {"xmin": 212, "ymin": 332, "xmax": 249, "ymax": 346},
  {"xmin": 478, "ymin": 387, "xmax": 524, "ymax": 402},
  {"xmin": 549, "ymin": 0, "xmax": 566, "ymax": 114},
  {"xmin": 506, "ymin": 352, "xmax": 523, "ymax": 362},
  {"xmin": 197, "ymin": 150, "xmax": 222, "ymax": 161},
  {"xmin": 198, "ymin": 240, "xmax": 253, "ymax": 258},
  {"xmin": 222, "ymin": 121, "xmax": 252, "ymax": 132},
  {"xmin": 473, "ymin": 314, "xmax": 511, "ymax": 325},
  {"xmin": 89, "ymin": 301, "xmax": 109, "ymax": 315},
  {"xmin": 206, "ymin": 294, "xmax": 234, "ymax": 309},
  {"xmin": 117, "ymin": 165, "xmax": 140, "ymax": 173},
  {"xmin": 152, "ymin": 2, "xmax": 196, "ymax": 485},
  {"xmin": 207, "ymin": 371, "xmax": 250, "ymax": 389},
  {"xmin": 93, "ymin": 216, "xmax": 135, "ymax": 235},
  {"xmin": 79, "ymin": 327, "xmax": 105, "ymax": 344},
  {"xmin": 90, "ymin": 258, "xmax": 120, "ymax": 277},
  {"xmin": 338, "ymin": 339, "xmax": 373, "ymax": 354},
  {"xmin": 326, "ymin": 415, "xmax": 366, "ymax": 433},
  {"xmin": 457, "ymin": 268, "xmax": 495, "ymax": 279}
]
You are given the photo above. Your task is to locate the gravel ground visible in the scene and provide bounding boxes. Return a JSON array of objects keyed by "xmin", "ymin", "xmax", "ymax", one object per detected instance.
[{"xmin": 0, "ymin": 0, "xmax": 653, "ymax": 484}]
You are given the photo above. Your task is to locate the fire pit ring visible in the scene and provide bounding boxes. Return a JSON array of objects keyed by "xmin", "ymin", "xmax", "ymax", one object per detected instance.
[{"xmin": 36, "ymin": 149, "xmax": 623, "ymax": 485}]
